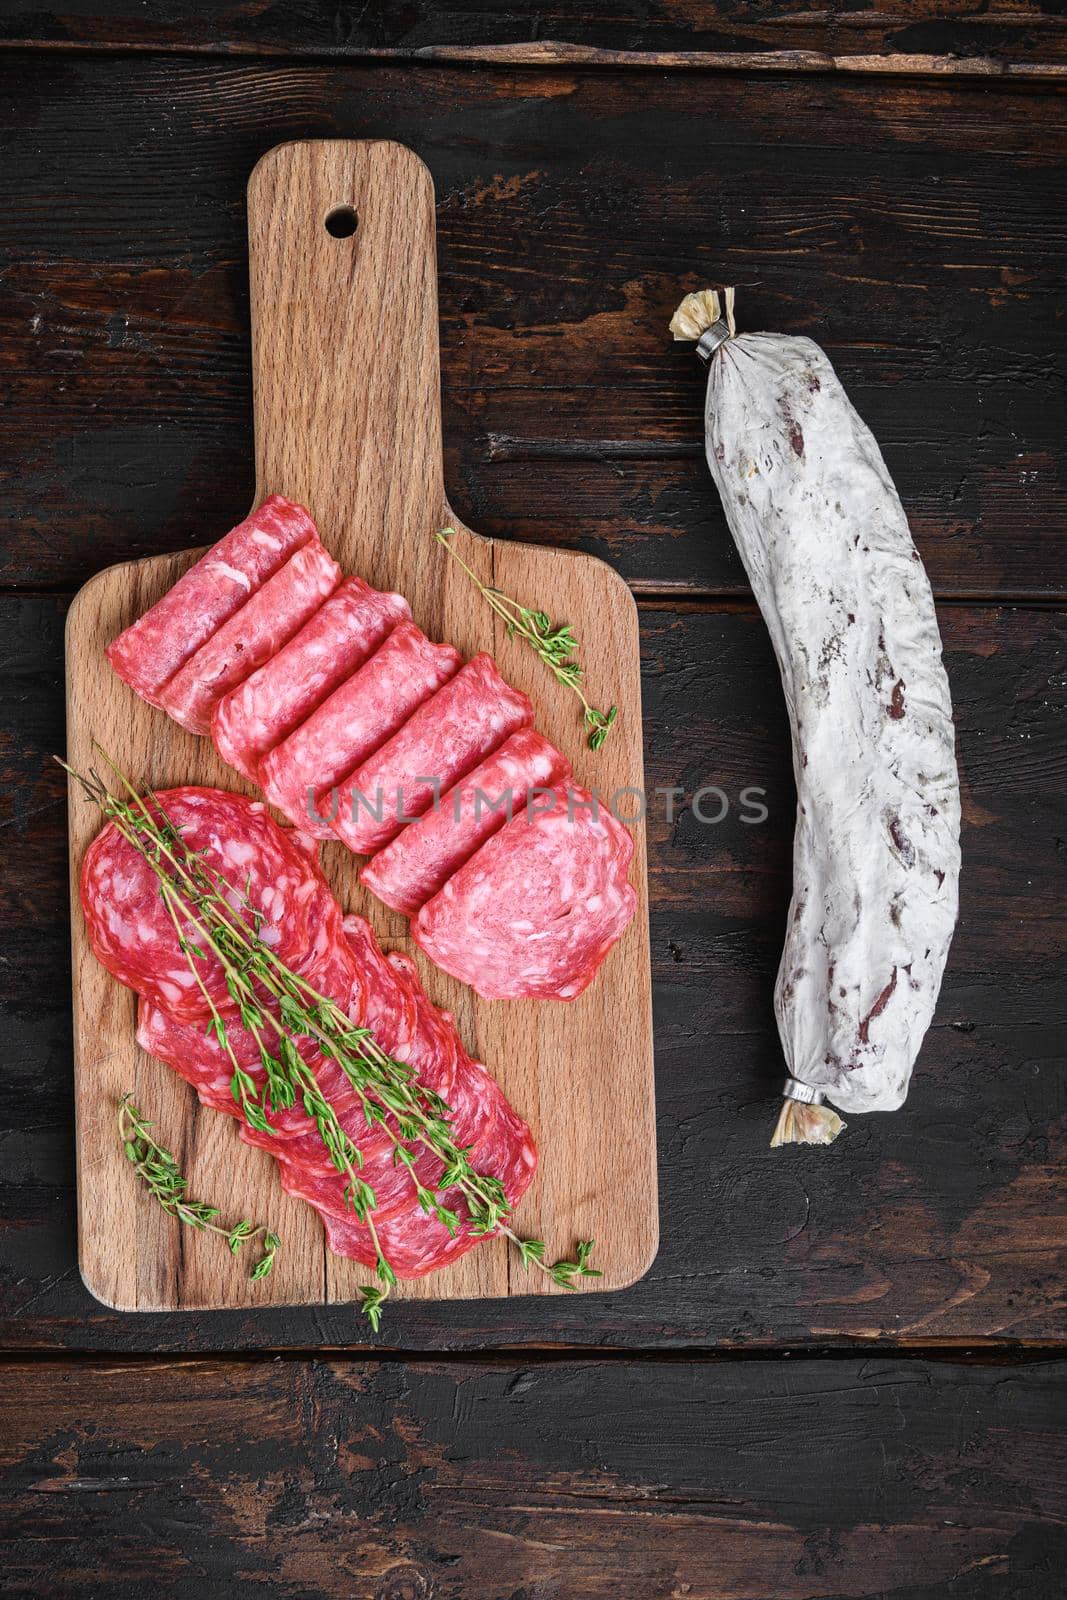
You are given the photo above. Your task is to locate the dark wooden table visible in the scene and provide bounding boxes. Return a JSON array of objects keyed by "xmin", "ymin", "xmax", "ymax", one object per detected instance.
[{"xmin": 1, "ymin": 7, "xmax": 1064, "ymax": 1595}]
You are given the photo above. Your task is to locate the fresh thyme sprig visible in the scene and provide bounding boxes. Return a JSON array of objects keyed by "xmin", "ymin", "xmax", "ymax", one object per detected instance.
[
  {"xmin": 63, "ymin": 749, "xmax": 601, "ymax": 1329},
  {"xmin": 434, "ymin": 528, "xmax": 618, "ymax": 750},
  {"xmin": 507, "ymin": 1232, "xmax": 601, "ymax": 1288},
  {"xmin": 118, "ymin": 1095, "xmax": 279, "ymax": 1279}
]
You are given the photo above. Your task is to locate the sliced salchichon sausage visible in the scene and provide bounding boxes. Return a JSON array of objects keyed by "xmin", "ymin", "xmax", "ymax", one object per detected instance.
[
  {"xmin": 100, "ymin": 496, "xmax": 639, "ymax": 1005},
  {"xmin": 137, "ymin": 966, "xmax": 517, "ymax": 1277},
  {"xmin": 81, "ymin": 787, "xmax": 343, "ymax": 1023},
  {"xmin": 158, "ymin": 540, "xmax": 342, "ymax": 734},
  {"xmin": 413, "ymin": 783, "xmax": 637, "ymax": 1001},
  {"xmin": 340, "ymin": 913, "xmax": 419, "ymax": 1059},
  {"xmin": 330, "ymin": 652, "xmax": 534, "ymax": 856},
  {"xmin": 107, "ymin": 495, "xmax": 317, "ymax": 706},
  {"xmin": 212, "ymin": 578, "xmax": 411, "ymax": 782},
  {"xmin": 136, "ymin": 987, "xmax": 367, "ymax": 1141},
  {"xmin": 137, "ymin": 929, "xmax": 459, "ymax": 1197},
  {"xmin": 361, "ymin": 727, "xmax": 570, "ymax": 916},
  {"xmin": 259, "ymin": 620, "xmax": 461, "ymax": 838},
  {"xmin": 89, "ymin": 788, "xmax": 537, "ymax": 1275}
]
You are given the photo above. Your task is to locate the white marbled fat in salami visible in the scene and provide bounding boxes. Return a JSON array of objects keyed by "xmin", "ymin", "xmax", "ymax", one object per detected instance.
[
  {"xmin": 107, "ymin": 495, "xmax": 316, "ymax": 706},
  {"xmin": 331, "ymin": 652, "xmax": 534, "ymax": 856},
  {"xmin": 259, "ymin": 620, "xmax": 461, "ymax": 838},
  {"xmin": 158, "ymin": 539, "xmax": 342, "ymax": 734},
  {"xmin": 362, "ymin": 727, "xmax": 570, "ymax": 916},
  {"xmin": 211, "ymin": 578, "xmax": 411, "ymax": 782},
  {"xmin": 413, "ymin": 783, "xmax": 637, "ymax": 1001}
]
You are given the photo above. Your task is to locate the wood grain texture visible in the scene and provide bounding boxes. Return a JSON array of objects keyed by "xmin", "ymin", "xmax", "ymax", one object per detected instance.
[
  {"xmin": 1, "ymin": 40, "xmax": 1064, "ymax": 1357},
  {"xmin": 0, "ymin": 57, "xmax": 1063, "ymax": 598},
  {"xmin": 3, "ymin": 0, "xmax": 1066, "ymax": 68},
  {"xmin": 3, "ymin": 27, "xmax": 1064, "ymax": 1593},
  {"xmin": 64, "ymin": 141, "xmax": 656, "ymax": 1312},
  {"xmin": 1, "ymin": 1354, "xmax": 1065, "ymax": 1598},
  {"xmin": 7, "ymin": 599, "xmax": 1064, "ymax": 1349}
]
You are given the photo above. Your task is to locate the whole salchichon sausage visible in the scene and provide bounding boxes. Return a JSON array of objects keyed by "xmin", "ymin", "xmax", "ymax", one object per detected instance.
[{"xmin": 672, "ymin": 290, "xmax": 961, "ymax": 1145}]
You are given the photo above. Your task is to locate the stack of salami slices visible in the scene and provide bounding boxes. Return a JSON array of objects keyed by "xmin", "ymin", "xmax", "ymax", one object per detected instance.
[
  {"xmin": 108, "ymin": 497, "xmax": 637, "ymax": 1002},
  {"xmin": 81, "ymin": 787, "xmax": 537, "ymax": 1275}
]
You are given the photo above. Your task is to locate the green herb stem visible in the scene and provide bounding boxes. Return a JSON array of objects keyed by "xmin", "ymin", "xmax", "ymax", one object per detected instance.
[
  {"xmin": 118, "ymin": 1096, "xmax": 279, "ymax": 1279},
  {"xmin": 434, "ymin": 529, "xmax": 617, "ymax": 750}
]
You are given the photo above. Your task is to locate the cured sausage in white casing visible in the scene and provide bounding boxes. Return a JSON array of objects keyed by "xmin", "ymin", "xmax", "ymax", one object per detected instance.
[{"xmin": 673, "ymin": 291, "xmax": 960, "ymax": 1141}]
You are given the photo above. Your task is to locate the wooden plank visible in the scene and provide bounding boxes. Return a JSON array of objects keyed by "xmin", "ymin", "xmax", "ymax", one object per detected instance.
[
  {"xmin": 0, "ymin": 57, "xmax": 1063, "ymax": 598},
  {"xmin": 2, "ymin": 1, "xmax": 1066, "ymax": 69},
  {"xmin": 0, "ymin": 1354, "xmax": 1064, "ymax": 1597},
  {"xmin": 64, "ymin": 140, "xmax": 655, "ymax": 1312},
  {"xmin": 4, "ymin": 597, "xmax": 1064, "ymax": 1347}
]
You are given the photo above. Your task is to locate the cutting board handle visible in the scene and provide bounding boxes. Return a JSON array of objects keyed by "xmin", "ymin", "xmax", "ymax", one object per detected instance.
[{"xmin": 247, "ymin": 140, "xmax": 447, "ymax": 582}]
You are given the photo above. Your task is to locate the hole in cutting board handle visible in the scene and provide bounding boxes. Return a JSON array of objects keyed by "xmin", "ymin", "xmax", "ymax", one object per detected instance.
[{"xmin": 324, "ymin": 206, "xmax": 358, "ymax": 239}]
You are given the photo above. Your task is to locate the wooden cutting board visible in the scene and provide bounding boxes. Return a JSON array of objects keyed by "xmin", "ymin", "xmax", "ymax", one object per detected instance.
[{"xmin": 65, "ymin": 140, "xmax": 656, "ymax": 1313}]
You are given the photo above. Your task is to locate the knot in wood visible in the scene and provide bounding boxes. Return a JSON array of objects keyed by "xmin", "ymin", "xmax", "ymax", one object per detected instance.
[{"xmin": 375, "ymin": 1562, "xmax": 436, "ymax": 1600}]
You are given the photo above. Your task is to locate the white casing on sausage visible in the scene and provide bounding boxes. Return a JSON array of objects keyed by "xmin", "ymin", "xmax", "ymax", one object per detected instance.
[{"xmin": 689, "ymin": 305, "xmax": 960, "ymax": 1121}]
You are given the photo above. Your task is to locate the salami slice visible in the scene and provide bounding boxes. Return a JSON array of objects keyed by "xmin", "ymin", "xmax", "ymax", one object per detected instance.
[
  {"xmin": 211, "ymin": 578, "xmax": 411, "ymax": 782},
  {"xmin": 386, "ymin": 951, "xmax": 462, "ymax": 1102},
  {"xmin": 277, "ymin": 1065, "xmax": 469, "ymax": 1226},
  {"xmin": 134, "ymin": 920, "xmax": 428, "ymax": 1169},
  {"xmin": 158, "ymin": 540, "xmax": 342, "ymax": 735},
  {"xmin": 260, "ymin": 621, "xmax": 461, "ymax": 838},
  {"xmin": 140, "ymin": 930, "xmax": 474, "ymax": 1227},
  {"xmin": 269, "ymin": 943, "xmax": 470, "ymax": 1211},
  {"xmin": 361, "ymin": 727, "xmax": 570, "ymax": 916},
  {"xmin": 130, "ymin": 883, "xmax": 534, "ymax": 1275},
  {"xmin": 81, "ymin": 787, "xmax": 342, "ymax": 1022},
  {"xmin": 107, "ymin": 495, "xmax": 317, "ymax": 707},
  {"xmin": 330, "ymin": 652, "xmax": 534, "ymax": 856},
  {"xmin": 413, "ymin": 783, "xmax": 637, "ymax": 1000},
  {"xmin": 340, "ymin": 914, "xmax": 419, "ymax": 1061},
  {"xmin": 137, "ymin": 1000, "xmax": 237, "ymax": 1106}
]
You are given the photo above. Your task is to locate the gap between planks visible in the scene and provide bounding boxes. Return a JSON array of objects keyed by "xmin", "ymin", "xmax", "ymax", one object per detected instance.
[
  {"xmin": 0, "ymin": 38, "xmax": 1064, "ymax": 82},
  {"xmin": 0, "ymin": 1345, "xmax": 1064, "ymax": 1369}
]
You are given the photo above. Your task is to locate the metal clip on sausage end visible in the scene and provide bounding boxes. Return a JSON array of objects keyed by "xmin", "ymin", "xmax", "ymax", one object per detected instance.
[
  {"xmin": 696, "ymin": 319, "xmax": 732, "ymax": 364},
  {"xmin": 782, "ymin": 1077, "xmax": 826, "ymax": 1106}
]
